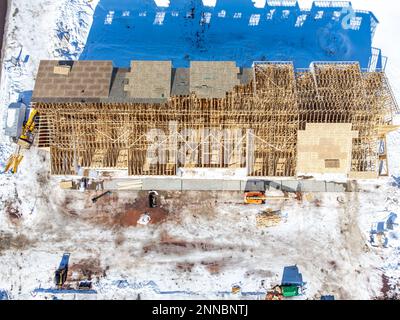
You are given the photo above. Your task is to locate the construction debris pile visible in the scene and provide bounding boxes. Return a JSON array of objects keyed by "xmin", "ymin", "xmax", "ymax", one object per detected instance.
[
  {"xmin": 256, "ymin": 209, "xmax": 285, "ymax": 228},
  {"xmin": 370, "ymin": 212, "xmax": 398, "ymax": 248}
]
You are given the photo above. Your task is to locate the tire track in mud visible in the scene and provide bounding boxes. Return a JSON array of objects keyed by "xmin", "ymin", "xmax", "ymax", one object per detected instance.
[
  {"xmin": 288, "ymin": 191, "xmax": 366, "ymax": 299},
  {"xmin": 341, "ymin": 182, "xmax": 365, "ymax": 258},
  {"xmin": 289, "ymin": 195, "xmax": 346, "ymax": 298},
  {"xmin": 338, "ymin": 181, "xmax": 377, "ymax": 298},
  {"xmin": 301, "ymin": 186, "xmax": 367, "ymax": 299}
]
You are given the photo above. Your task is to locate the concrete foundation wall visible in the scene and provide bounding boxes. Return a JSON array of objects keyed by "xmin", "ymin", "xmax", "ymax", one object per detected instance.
[
  {"xmin": 142, "ymin": 178, "xmax": 181, "ymax": 190},
  {"xmin": 104, "ymin": 177, "xmax": 351, "ymax": 192}
]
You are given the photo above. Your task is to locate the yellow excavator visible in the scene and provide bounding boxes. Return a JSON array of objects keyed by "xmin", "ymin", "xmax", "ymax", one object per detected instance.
[
  {"xmin": 4, "ymin": 108, "xmax": 38, "ymax": 173},
  {"xmin": 4, "ymin": 146, "xmax": 24, "ymax": 174},
  {"xmin": 244, "ymin": 191, "xmax": 289, "ymax": 204},
  {"xmin": 18, "ymin": 108, "xmax": 38, "ymax": 148}
]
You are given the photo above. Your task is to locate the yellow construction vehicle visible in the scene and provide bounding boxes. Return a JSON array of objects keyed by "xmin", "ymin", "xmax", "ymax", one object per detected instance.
[
  {"xmin": 4, "ymin": 146, "xmax": 23, "ymax": 174},
  {"xmin": 244, "ymin": 191, "xmax": 289, "ymax": 204},
  {"xmin": 18, "ymin": 108, "xmax": 38, "ymax": 148},
  {"xmin": 3, "ymin": 108, "xmax": 38, "ymax": 174},
  {"xmin": 244, "ymin": 191, "xmax": 267, "ymax": 204}
]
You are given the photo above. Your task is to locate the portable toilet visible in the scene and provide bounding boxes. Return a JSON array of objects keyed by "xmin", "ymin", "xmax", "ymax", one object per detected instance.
[
  {"xmin": 3, "ymin": 102, "xmax": 27, "ymax": 141},
  {"xmin": 55, "ymin": 253, "xmax": 70, "ymax": 287}
]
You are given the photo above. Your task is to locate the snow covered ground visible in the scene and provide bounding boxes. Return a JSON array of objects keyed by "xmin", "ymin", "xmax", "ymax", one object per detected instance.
[
  {"xmin": 0, "ymin": 0, "xmax": 400, "ymax": 300},
  {"xmin": 1, "ymin": 180, "xmax": 400, "ymax": 300}
]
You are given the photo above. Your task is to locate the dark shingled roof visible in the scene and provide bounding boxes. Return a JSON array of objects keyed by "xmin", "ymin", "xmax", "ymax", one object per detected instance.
[
  {"xmin": 32, "ymin": 60, "xmax": 113, "ymax": 102},
  {"xmin": 31, "ymin": 60, "xmax": 254, "ymax": 104}
]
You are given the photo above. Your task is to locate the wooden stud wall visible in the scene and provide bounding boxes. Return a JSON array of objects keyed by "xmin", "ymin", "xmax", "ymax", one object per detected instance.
[{"xmin": 34, "ymin": 63, "xmax": 397, "ymax": 177}]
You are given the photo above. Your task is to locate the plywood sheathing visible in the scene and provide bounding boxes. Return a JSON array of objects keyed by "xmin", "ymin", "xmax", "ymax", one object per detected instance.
[
  {"xmin": 190, "ymin": 61, "xmax": 240, "ymax": 98},
  {"xmin": 124, "ymin": 61, "xmax": 172, "ymax": 99},
  {"xmin": 32, "ymin": 60, "xmax": 113, "ymax": 100},
  {"xmin": 348, "ymin": 171, "xmax": 378, "ymax": 179},
  {"xmin": 297, "ymin": 123, "xmax": 358, "ymax": 174}
]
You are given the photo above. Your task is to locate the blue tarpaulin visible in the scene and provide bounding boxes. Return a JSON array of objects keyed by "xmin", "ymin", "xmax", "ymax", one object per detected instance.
[
  {"xmin": 80, "ymin": 0, "xmax": 379, "ymax": 69},
  {"xmin": 281, "ymin": 265, "xmax": 304, "ymax": 287},
  {"xmin": 321, "ymin": 295, "xmax": 335, "ymax": 300},
  {"xmin": 377, "ymin": 222, "xmax": 385, "ymax": 233},
  {"xmin": 0, "ymin": 290, "xmax": 9, "ymax": 300},
  {"xmin": 386, "ymin": 212, "xmax": 397, "ymax": 230},
  {"xmin": 33, "ymin": 288, "xmax": 97, "ymax": 294}
]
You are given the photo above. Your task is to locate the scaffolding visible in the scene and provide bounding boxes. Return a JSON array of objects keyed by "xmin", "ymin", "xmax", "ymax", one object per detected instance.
[{"xmin": 34, "ymin": 62, "xmax": 397, "ymax": 177}]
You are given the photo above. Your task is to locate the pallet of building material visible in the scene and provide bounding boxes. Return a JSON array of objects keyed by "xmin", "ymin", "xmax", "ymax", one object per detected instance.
[
  {"xmin": 256, "ymin": 209, "xmax": 282, "ymax": 228},
  {"xmin": 59, "ymin": 180, "xmax": 73, "ymax": 189},
  {"xmin": 304, "ymin": 193, "xmax": 314, "ymax": 202}
]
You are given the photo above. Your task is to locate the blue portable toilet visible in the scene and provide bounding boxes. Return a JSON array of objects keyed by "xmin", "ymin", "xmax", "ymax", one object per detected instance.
[
  {"xmin": 281, "ymin": 265, "xmax": 304, "ymax": 287},
  {"xmin": 54, "ymin": 253, "xmax": 70, "ymax": 287},
  {"xmin": 58, "ymin": 253, "xmax": 70, "ymax": 270}
]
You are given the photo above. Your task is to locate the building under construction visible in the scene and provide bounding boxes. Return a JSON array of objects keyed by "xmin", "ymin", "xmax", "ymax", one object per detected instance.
[{"xmin": 31, "ymin": 60, "xmax": 398, "ymax": 178}]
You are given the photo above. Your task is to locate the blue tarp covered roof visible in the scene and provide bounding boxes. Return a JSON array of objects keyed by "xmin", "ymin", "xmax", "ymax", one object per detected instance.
[
  {"xmin": 281, "ymin": 265, "xmax": 304, "ymax": 286},
  {"xmin": 81, "ymin": 0, "xmax": 378, "ymax": 69}
]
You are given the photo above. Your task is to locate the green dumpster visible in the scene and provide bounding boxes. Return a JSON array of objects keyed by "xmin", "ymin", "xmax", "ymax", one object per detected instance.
[{"xmin": 282, "ymin": 285, "xmax": 299, "ymax": 297}]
